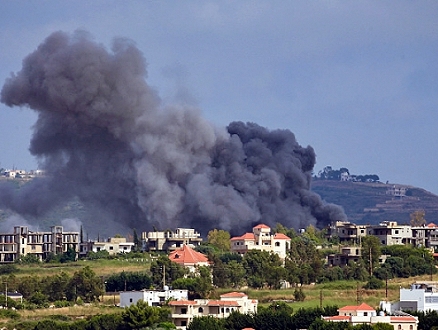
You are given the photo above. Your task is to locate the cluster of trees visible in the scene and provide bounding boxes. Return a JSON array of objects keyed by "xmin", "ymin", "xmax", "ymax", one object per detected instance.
[
  {"xmin": 0, "ymin": 266, "xmax": 103, "ymax": 308},
  {"xmin": 7, "ymin": 300, "xmax": 174, "ymax": 330},
  {"xmin": 315, "ymin": 166, "xmax": 379, "ymax": 183}
]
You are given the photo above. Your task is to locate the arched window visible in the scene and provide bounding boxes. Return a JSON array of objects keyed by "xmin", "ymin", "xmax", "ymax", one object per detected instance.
[
  {"xmin": 275, "ymin": 242, "xmax": 280, "ymax": 247},
  {"xmin": 226, "ymin": 308, "xmax": 230, "ymax": 313},
  {"xmin": 198, "ymin": 307, "xmax": 203, "ymax": 313}
]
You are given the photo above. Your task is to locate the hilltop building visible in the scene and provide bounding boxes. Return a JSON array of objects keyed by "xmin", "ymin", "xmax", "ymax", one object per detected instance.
[{"xmin": 230, "ymin": 224, "xmax": 290, "ymax": 259}]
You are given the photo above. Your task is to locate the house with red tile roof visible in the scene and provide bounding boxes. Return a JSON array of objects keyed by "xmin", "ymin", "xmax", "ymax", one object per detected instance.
[
  {"xmin": 230, "ymin": 224, "xmax": 290, "ymax": 259},
  {"xmin": 168, "ymin": 244, "xmax": 210, "ymax": 272},
  {"xmin": 168, "ymin": 291, "xmax": 257, "ymax": 329},
  {"xmin": 323, "ymin": 302, "xmax": 418, "ymax": 329}
]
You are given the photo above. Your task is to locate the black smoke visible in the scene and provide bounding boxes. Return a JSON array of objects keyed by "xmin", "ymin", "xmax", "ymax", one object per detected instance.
[{"xmin": 0, "ymin": 31, "xmax": 346, "ymax": 235}]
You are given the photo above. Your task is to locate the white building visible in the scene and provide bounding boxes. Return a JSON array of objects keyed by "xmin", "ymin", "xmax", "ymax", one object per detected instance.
[
  {"xmin": 168, "ymin": 292, "xmax": 258, "ymax": 329},
  {"xmin": 230, "ymin": 224, "xmax": 290, "ymax": 259},
  {"xmin": 120, "ymin": 288, "xmax": 189, "ymax": 308},
  {"xmin": 324, "ymin": 303, "xmax": 418, "ymax": 329},
  {"xmin": 383, "ymin": 281, "xmax": 438, "ymax": 313}
]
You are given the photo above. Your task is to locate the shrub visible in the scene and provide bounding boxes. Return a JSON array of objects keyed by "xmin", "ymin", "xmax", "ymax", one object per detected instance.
[{"xmin": 364, "ymin": 277, "xmax": 385, "ymax": 290}]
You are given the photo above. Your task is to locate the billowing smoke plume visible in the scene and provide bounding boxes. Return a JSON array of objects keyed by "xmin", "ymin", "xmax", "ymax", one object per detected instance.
[{"xmin": 0, "ymin": 31, "xmax": 346, "ymax": 235}]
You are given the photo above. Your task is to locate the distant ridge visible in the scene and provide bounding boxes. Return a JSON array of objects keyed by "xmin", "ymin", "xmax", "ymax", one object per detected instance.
[{"xmin": 311, "ymin": 180, "xmax": 438, "ymax": 225}]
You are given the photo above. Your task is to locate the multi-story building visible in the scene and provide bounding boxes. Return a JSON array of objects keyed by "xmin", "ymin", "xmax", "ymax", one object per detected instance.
[
  {"xmin": 327, "ymin": 221, "xmax": 368, "ymax": 244},
  {"xmin": 79, "ymin": 237, "xmax": 135, "ymax": 257},
  {"xmin": 0, "ymin": 226, "xmax": 79, "ymax": 263},
  {"xmin": 368, "ymin": 221, "xmax": 413, "ymax": 246},
  {"xmin": 411, "ymin": 223, "xmax": 438, "ymax": 248},
  {"xmin": 168, "ymin": 292, "xmax": 258, "ymax": 329},
  {"xmin": 327, "ymin": 246, "xmax": 361, "ymax": 266},
  {"xmin": 142, "ymin": 228, "xmax": 202, "ymax": 252},
  {"xmin": 230, "ymin": 224, "xmax": 290, "ymax": 259}
]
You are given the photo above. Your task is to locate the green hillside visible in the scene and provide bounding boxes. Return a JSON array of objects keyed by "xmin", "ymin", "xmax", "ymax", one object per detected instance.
[{"xmin": 311, "ymin": 180, "xmax": 438, "ymax": 225}]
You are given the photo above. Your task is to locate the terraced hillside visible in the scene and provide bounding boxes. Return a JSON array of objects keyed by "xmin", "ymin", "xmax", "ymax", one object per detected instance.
[{"xmin": 311, "ymin": 180, "xmax": 438, "ymax": 225}]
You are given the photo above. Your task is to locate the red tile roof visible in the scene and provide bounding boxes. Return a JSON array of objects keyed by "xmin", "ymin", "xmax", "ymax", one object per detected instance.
[
  {"xmin": 338, "ymin": 303, "xmax": 375, "ymax": 312},
  {"xmin": 427, "ymin": 223, "xmax": 438, "ymax": 228},
  {"xmin": 230, "ymin": 233, "xmax": 255, "ymax": 241},
  {"xmin": 168, "ymin": 244, "xmax": 210, "ymax": 266},
  {"xmin": 274, "ymin": 233, "xmax": 291, "ymax": 240},
  {"xmin": 220, "ymin": 292, "xmax": 247, "ymax": 298},
  {"xmin": 253, "ymin": 224, "xmax": 270, "ymax": 229},
  {"xmin": 207, "ymin": 300, "xmax": 240, "ymax": 306},
  {"xmin": 390, "ymin": 316, "xmax": 418, "ymax": 322},
  {"xmin": 168, "ymin": 300, "xmax": 197, "ymax": 306}
]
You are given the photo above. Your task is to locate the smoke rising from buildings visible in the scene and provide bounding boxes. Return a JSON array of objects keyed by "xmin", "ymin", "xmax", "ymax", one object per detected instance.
[{"xmin": 0, "ymin": 31, "xmax": 346, "ymax": 234}]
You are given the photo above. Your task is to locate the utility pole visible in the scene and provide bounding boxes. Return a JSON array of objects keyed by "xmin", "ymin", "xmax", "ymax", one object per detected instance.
[
  {"xmin": 320, "ymin": 290, "xmax": 323, "ymax": 308},
  {"xmin": 163, "ymin": 264, "xmax": 166, "ymax": 289}
]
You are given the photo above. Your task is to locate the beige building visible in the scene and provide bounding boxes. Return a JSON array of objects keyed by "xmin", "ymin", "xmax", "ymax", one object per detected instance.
[
  {"xmin": 169, "ymin": 292, "xmax": 258, "ymax": 329},
  {"xmin": 369, "ymin": 221, "xmax": 413, "ymax": 246},
  {"xmin": 79, "ymin": 237, "xmax": 135, "ymax": 257},
  {"xmin": 230, "ymin": 224, "xmax": 290, "ymax": 259},
  {"xmin": 0, "ymin": 226, "xmax": 79, "ymax": 263},
  {"xmin": 142, "ymin": 228, "xmax": 202, "ymax": 252}
]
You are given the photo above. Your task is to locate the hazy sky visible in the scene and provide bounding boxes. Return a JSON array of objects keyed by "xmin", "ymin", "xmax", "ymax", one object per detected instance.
[{"xmin": 1, "ymin": 1, "xmax": 438, "ymax": 194}]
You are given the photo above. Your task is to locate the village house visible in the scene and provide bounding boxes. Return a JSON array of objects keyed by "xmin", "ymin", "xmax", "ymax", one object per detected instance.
[
  {"xmin": 168, "ymin": 292, "xmax": 258, "ymax": 329},
  {"xmin": 168, "ymin": 244, "xmax": 210, "ymax": 272},
  {"xmin": 230, "ymin": 224, "xmax": 290, "ymax": 259},
  {"xmin": 323, "ymin": 303, "xmax": 418, "ymax": 329}
]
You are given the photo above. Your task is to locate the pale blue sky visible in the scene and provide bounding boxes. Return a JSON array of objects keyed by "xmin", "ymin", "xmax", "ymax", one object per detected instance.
[{"xmin": 1, "ymin": 1, "xmax": 438, "ymax": 193}]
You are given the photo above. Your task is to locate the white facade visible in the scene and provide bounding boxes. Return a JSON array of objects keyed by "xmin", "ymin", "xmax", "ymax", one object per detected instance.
[
  {"xmin": 169, "ymin": 292, "xmax": 258, "ymax": 330},
  {"xmin": 230, "ymin": 224, "xmax": 290, "ymax": 259},
  {"xmin": 397, "ymin": 282, "xmax": 438, "ymax": 312},
  {"xmin": 120, "ymin": 289, "xmax": 188, "ymax": 308}
]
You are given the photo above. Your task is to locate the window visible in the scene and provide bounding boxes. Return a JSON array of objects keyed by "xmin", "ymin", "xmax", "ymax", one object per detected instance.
[
  {"xmin": 129, "ymin": 298, "xmax": 133, "ymax": 303},
  {"xmin": 181, "ymin": 321, "xmax": 187, "ymax": 327},
  {"xmin": 226, "ymin": 308, "xmax": 230, "ymax": 313},
  {"xmin": 181, "ymin": 308, "xmax": 187, "ymax": 314},
  {"xmin": 198, "ymin": 307, "xmax": 203, "ymax": 313},
  {"xmin": 275, "ymin": 242, "xmax": 280, "ymax": 247},
  {"xmin": 364, "ymin": 312, "xmax": 368, "ymax": 316}
]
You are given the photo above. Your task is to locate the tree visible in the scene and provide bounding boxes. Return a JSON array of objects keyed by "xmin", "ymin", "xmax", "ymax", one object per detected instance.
[
  {"xmin": 133, "ymin": 228, "xmax": 141, "ymax": 252},
  {"xmin": 361, "ymin": 236, "xmax": 381, "ymax": 277},
  {"xmin": 122, "ymin": 300, "xmax": 159, "ymax": 329},
  {"xmin": 410, "ymin": 209, "xmax": 426, "ymax": 227},
  {"xmin": 207, "ymin": 229, "xmax": 231, "ymax": 252},
  {"xmin": 67, "ymin": 266, "xmax": 103, "ymax": 302},
  {"xmin": 150, "ymin": 255, "xmax": 187, "ymax": 288},
  {"xmin": 187, "ymin": 316, "xmax": 225, "ymax": 330},
  {"xmin": 243, "ymin": 250, "xmax": 284, "ymax": 289}
]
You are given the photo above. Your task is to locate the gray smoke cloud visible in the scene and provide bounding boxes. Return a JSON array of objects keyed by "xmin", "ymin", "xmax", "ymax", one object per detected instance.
[{"xmin": 0, "ymin": 31, "xmax": 346, "ymax": 235}]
